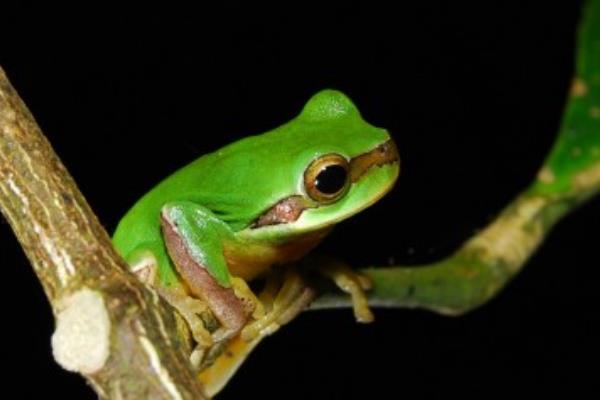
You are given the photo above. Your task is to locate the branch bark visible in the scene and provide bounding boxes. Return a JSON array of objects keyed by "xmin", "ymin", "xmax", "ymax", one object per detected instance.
[{"xmin": 0, "ymin": 66, "xmax": 207, "ymax": 399}]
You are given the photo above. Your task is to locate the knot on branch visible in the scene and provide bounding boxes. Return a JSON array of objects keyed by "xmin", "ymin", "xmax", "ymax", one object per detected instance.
[{"xmin": 51, "ymin": 288, "xmax": 111, "ymax": 374}]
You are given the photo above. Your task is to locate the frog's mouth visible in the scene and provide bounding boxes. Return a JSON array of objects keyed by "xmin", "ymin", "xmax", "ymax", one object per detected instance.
[{"xmin": 251, "ymin": 139, "xmax": 400, "ymax": 229}]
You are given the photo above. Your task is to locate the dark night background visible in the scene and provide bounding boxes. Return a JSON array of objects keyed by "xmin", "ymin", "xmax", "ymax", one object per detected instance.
[{"xmin": 0, "ymin": 2, "xmax": 597, "ymax": 398}]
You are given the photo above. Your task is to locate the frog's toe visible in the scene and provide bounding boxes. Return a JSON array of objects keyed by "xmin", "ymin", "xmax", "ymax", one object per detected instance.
[
  {"xmin": 231, "ymin": 276, "xmax": 265, "ymax": 319},
  {"xmin": 158, "ymin": 288, "xmax": 214, "ymax": 348},
  {"xmin": 318, "ymin": 259, "xmax": 375, "ymax": 323}
]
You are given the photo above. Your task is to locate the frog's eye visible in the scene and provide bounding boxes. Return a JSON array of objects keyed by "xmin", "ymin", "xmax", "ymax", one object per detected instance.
[{"xmin": 304, "ymin": 154, "xmax": 350, "ymax": 204}]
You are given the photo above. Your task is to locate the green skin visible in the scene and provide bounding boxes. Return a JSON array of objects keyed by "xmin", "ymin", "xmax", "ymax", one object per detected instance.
[{"xmin": 113, "ymin": 90, "xmax": 399, "ymax": 294}]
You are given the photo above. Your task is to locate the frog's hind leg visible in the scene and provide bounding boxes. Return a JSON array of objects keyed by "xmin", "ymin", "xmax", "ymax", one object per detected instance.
[
  {"xmin": 160, "ymin": 202, "xmax": 256, "ymax": 342},
  {"xmin": 199, "ymin": 268, "xmax": 316, "ymax": 397}
]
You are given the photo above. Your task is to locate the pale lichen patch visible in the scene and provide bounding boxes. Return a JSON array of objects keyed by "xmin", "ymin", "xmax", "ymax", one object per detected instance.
[
  {"xmin": 573, "ymin": 161, "xmax": 600, "ymax": 192},
  {"xmin": 6, "ymin": 176, "xmax": 28, "ymax": 208},
  {"xmin": 571, "ymin": 77, "xmax": 588, "ymax": 97},
  {"xmin": 51, "ymin": 288, "xmax": 111, "ymax": 374},
  {"xmin": 537, "ymin": 167, "xmax": 555, "ymax": 183},
  {"xmin": 464, "ymin": 196, "xmax": 546, "ymax": 272},
  {"xmin": 33, "ymin": 221, "xmax": 75, "ymax": 287}
]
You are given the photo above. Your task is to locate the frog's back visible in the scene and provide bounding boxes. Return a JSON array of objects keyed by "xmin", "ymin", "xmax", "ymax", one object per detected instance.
[
  {"xmin": 113, "ymin": 89, "xmax": 390, "ymax": 259},
  {"xmin": 112, "ymin": 136, "xmax": 275, "ymax": 258}
]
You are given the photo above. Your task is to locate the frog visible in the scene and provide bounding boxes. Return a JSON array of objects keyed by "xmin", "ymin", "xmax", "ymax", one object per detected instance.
[{"xmin": 112, "ymin": 89, "xmax": 400, "ymax": 395}]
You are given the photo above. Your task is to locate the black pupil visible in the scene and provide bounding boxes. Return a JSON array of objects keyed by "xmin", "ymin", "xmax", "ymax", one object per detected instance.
[{"xmin": 315, "ymin": 165, "xmax": 347, "ymax": 194}]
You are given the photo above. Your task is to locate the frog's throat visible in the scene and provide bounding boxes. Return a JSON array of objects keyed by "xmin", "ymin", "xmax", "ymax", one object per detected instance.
[{"xmin": 251, "ymin": 139, "xmax": 399, "ymax": 229}]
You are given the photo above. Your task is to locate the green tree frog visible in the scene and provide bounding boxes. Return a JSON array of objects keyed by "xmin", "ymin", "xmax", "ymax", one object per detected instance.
[{"xmin": 113, "ymin": 89, "xmax": 400, "ymax": 395}]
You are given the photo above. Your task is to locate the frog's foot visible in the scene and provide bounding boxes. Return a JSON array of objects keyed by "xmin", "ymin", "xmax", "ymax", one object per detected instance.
[
  {"xmin": 199, "ymin": 274, "xmax": 315, "ymax": 397},
  {"xmin": 318, "ymin": 259, "xmax": 374, "ymax": 323},
  {"xmin": 241, "ymin": 267, "xmax": 316, "ymax": 341},
  {"xmin": 208, "ymin": 276, "xmax": 265, "ymax": 342},
  {"xmin": 156, "ymin": 288, "xmax": 215, "ymax": 367}
]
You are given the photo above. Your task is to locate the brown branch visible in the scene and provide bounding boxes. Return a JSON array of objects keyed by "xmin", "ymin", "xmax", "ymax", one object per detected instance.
[{"xmin": 0, "ymin": 66, "xmax": 207, "ymax": 399}]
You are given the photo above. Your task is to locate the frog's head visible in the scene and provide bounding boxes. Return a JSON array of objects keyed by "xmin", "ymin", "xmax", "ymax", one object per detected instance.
[{"xmin": 238, "ymin": 89, "xmax": 400, "ymax": 242}]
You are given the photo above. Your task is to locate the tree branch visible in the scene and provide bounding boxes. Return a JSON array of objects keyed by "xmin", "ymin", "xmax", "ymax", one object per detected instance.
[
  {"xmin": 313, "ymin": 0, "xmax": 600, "ymax": 316},
  {"xmin": 312, "ymin": 190, "xmax": 572, "ymax": 314},
  {"xmin": 0, "ymin": 66, "xmax": 207, "ymax": 399}
]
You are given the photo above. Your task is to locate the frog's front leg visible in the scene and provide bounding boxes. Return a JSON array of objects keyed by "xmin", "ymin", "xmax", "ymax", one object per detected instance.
[
  {"xmin": 309, "ymin": 256, "xmax": 375, "ymax": 323},
  {"xmin": 160, "ymin": 201, "xmax": 259, "ymax": 342}
]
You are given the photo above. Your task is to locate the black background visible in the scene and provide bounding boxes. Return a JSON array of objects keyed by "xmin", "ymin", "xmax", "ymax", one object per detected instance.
[{"xmin": 1, "ymin": 2, "xmax": 597, "ymax": 399}]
